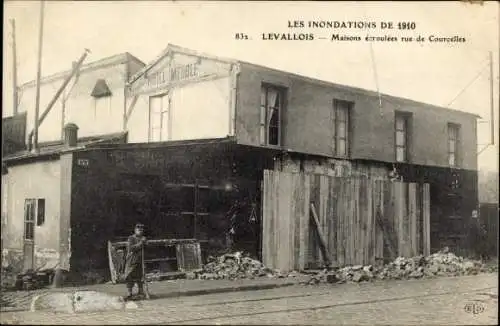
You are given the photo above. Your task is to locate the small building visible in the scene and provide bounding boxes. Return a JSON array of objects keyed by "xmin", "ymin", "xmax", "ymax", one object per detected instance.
[{"xmin": 2, "ymin": 44, "xmax": 480, "ymax": 278}]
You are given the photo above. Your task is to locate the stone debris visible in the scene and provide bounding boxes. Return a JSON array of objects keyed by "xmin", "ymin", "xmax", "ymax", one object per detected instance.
[
  {"xmin": 303, "ymin": 248, "xmax": 497, "ymax": 285},
  {"xmin": 195, "ymin": 252, "xmax": 304, "ymax": 280},
  {"xmin": 30, "ymin": 290, "xmax": 139, "ymax": 313}
]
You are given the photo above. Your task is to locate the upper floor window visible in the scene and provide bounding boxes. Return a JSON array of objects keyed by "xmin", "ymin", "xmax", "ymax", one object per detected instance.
[
  {"xmin": 149, "ymin": 93, "xmax": 170, "ymax": 142},
  {"xmin": 332, "ymin": 100, "xmax": 351, "ymax": 157},
  {"xmin": 448, "ymin": 123, "xmax": 460, "ymax": 167},
  {"xmin": 395, "ymin": 112, "xmax": 412, "ymax": 162},
  {"xmin": 260, "ymin": 84, "xmax": 285, "ymax": 146}
]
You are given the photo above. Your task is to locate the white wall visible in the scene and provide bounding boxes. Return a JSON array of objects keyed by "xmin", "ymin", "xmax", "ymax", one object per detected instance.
[
  {"xmin": 127, "ymin": 76, "xmax": 231, "ymax": 143},
  {"xmin": 17, "ymin": 63, "xmax": 127, "ymax": 143},
  {"xmin": 4, "ymin": 160, "xmax": 61, "ymax": 254}
]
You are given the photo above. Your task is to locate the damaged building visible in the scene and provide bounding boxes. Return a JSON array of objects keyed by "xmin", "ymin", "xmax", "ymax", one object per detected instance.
[{"xmin": 2, "ymin": 44, "xmax": 479, "ymax": 280}]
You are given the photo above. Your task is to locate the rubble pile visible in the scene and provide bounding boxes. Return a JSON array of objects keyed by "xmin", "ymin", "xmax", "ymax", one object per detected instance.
[
  {"xmin": 304, "ymin": 248, "xmax": 495, "ymax": 285},
  {"xmin": 195, "ymin": 252, "xmax": 288, "ymax": 280}
]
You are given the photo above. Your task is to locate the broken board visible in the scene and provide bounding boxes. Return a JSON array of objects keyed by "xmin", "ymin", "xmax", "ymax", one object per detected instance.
[{"xmin": 108, "ymin": 239, "xmax": 202, "ymax": 284}]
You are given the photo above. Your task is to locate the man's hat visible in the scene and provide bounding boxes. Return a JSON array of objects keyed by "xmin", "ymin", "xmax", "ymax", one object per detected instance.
[{"xmin": 135, "ymin": 223, "xmax": 144, "ymax": 229}]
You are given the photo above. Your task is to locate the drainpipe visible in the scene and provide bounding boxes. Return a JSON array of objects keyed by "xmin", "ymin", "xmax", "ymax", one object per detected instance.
[{"xmin": 229, "ymin": 63, "xmax": 240, "ymax": 138}]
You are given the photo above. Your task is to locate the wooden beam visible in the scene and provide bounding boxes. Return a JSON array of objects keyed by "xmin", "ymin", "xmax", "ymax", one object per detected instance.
[
  {"xmin": 124, "ymin": 95, "xmax": 139, "ymax": 129},
  {"xmin": 310, "ymin": 203, "xmax": 331, "ymax": 267}
]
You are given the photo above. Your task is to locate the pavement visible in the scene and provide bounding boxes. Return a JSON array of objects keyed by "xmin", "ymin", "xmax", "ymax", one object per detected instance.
[
  {"xmin": 0, "ymin": 275, "xmax": 310, "ymax": 312},
  {"xmin": 0, "ymin": 273, "xmax": 497, "ymax": 325}
]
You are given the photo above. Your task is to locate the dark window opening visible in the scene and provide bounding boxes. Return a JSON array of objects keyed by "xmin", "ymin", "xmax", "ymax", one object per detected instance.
[
  {"xmin": 91, "ymin": 79, "xmax": 112, "ymax": 98},
  {"xmin": 36, "ymin": 199, "xmax": 45, "ymax": 226},
  {"xmin": 260, "ymin": 84, "xmax": 285, "ymax": 146}
]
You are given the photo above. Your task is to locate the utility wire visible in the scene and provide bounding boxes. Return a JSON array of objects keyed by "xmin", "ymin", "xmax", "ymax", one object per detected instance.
[{"xmin": 446, "ymin": 60, "xmax": 490, "ymax": 107}]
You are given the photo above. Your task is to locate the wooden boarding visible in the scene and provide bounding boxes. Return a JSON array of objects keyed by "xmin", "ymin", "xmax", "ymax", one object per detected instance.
[
  {"xmin": 310, "ymin": 203, "xmax": 331, "ymax": 267},
  {"xmin": 261, "ymin": 170, "xmax": 431, "ymax": 271}
]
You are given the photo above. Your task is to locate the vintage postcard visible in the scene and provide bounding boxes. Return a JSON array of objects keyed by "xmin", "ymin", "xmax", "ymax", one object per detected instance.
[{"xmin": 1, "ymin": 1, "xmax": 498, "ymax": 325}]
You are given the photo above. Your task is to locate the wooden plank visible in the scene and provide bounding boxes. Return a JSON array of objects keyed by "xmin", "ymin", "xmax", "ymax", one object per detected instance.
[
  {"xmin": 365, "ymin": 179, "xmax": 373, "ymax": 265},
  {"xmin": 382, "ymin": 181, "xmax": 397, "ymax": 260},
  {"xmin": 422, "ymin": 183, "xmax": 431, "ymax": 256},
  {"xmin": 292, "ymin": 173, "xmax": 301, "ymax": 270},
  {"xmin": 355, "ymin": 178, "xmax": 362, "ymax": 265},
  {"xmin": 310, "ymin": 203, "xmax": 331, "ymax": 266},
  {"xmin": 375, "ymin": 181, "xmax": 384, "ymax": 263},
  {"xmin": 299, "ymin": 174, "xmax": 311, "ymax": 270},
  {"xmin": 262, "ymin": 170, "xmax": 269, "ymax": 267},
  {"xmin": 308, "ymin": 174, "xmax": 321, "ymax": 267},
  {"xmin": 336, "ymin": 178, "xmax": 345, "ymax": 267},
  {"xmin": 265, "ymin": 170, "xmax": 271, "ymax": 267},
  {"xmin": 274, "ymin": 170, "xmax": 280, "ymax": 269},
  {"xmin": 176, "ymin": 243, "xmax": 202, "ymax": 271},
  {"xmin": 319, "ymin": 175, "xmax": 329, "ymax": 266},
  {"xmin": 350, "ymin": 179, "xmax": 356, "ymax": 265},
  {"xmin": 328, "ymin": 177, "xmax": 338, "ymax": 266},
  {"xmin": 416, "ymin": 183, "xmax": 422, "ymax": 254},
  {"xmin": 393, "ymin": 182, "xmax": 404, "ymax": 257},
  {"xmin": 409, "ymin": 183, "xmax": 418, "ymax": 256},
  {"xmin": 277, "ymin": 171, "xmax": 289, "ymax": 271},
  {"xmin": 343, "ymin": 179, "xmax": 350, "ymax": 266}
]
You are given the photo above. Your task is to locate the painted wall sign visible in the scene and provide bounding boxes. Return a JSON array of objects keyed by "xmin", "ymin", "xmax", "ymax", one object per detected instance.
[{"xmin": 146, "ymin": 62, "xmax": 200, "ymax": 89}]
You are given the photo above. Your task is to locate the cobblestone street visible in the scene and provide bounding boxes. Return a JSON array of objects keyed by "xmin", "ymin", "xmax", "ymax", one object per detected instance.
[{"xmin": 1, "ymin": 274, "xmax": 497, "ymax": 325}]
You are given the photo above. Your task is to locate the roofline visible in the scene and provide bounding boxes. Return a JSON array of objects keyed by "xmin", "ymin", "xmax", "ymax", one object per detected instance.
[
  {"xmin": 127, "ymin": 43, "xmax": 237, "ymax": 86},
  {"xmin": 19, "ymin": 52, "xmax": 145, "ymax": 89},
  {"xmin": 2, "ymin": 132, "xmax": 128, "ymax": 164},
  {"xmin": 128, "ymin": 43, "xmax": 481, "ymax": 119},
  {"xmin": 238, "ymin": 61, "xmax": 481, "ymax": 120},
  {"xmin": 86, "ymin": 136, "xmax": 237, "ymax": 151}
]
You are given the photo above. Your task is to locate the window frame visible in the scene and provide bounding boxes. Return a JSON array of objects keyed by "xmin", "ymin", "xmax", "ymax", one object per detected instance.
[
  {"xmin": 148, "ymin": 92, "xmax": 170, "ymax": 142},
  {"xmin": 447, "ymin": 123, "xmax": 460, "ymax": 167},
  {"xmin": 394, "ymin": 112, "xmax": 412, "ymax": 163},
  {"xmin": 24, "ymin": 199, "xmax": 36, "ymax": 240},
  {"xmin": 332, "ymin": 99, "xmax": 352, "ymax": 158},
  {"xmin": 260, "ymin": 84, "xmax": 286, "ymax": 147}
]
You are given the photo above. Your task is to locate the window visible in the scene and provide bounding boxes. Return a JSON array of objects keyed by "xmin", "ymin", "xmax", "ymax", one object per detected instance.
[
  {"xmin": 260, "ymin": 84, "xmax": 285, "ymax": 146},
  {"xmin": 448, "ymin": 123, "xmax": 460, "ymax": 167},
  {"xmin": 332, "ymin": 100, "xmax": 351, "ymax": 157},
  {"xmin": 395, "ymin": 112, "xmax": 411, "ymax": 162},
  {"xmin": 149, "ymin": 93, "xmax": 170, "ymax": 142},
  {"xmin": 24, "ymin": 199, "xmax": 35, "ymax": 240},
  {"xmin": 37, "ymin": 199, "xmax": 45, "ymax": 226},
  {"xmin": 24, "ymin": 198, "xmax": 46, "ymax": 239}
]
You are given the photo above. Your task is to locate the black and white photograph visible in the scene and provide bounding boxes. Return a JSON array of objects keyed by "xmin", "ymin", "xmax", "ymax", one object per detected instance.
[{"xmin": 1, "ymin": 1, "xmax": 499, "ymax": 324}]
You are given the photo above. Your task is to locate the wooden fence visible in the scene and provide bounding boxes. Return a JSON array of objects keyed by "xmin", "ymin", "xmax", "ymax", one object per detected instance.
[{"xmin": 262, "ymin": 170, "xmax": 431, "ymax": 271}]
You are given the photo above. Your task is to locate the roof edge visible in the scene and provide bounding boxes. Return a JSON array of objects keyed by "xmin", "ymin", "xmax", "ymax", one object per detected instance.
[
  {"xmin": 20, "ymin": 52, "xmax": 145, "ymax": 89},
  {"xmin": 238, "ymin": 61, "xmax": 481, "ymax": 119}
]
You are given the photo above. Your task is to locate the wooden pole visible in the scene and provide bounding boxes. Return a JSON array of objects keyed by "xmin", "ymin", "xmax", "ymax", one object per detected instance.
[
  {"xmin": 33, "ymin": 1, "xmax": 45, "ymax": 152},
  {"xmin": 489, "ymin": 51, "xmax": 494, "ymax": 145},
  {"xmin": 10, "ymin": 19, "xmax": 18, "ymax": 116},
  {"xmin": 28, "ymin": 49, "xmax": 90, "ymax": 146}
]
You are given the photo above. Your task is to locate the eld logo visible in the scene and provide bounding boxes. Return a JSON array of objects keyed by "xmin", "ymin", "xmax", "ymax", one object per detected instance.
[{"xmin": 464, "ymin": 301, "xmax": 485, "ymax": 315}]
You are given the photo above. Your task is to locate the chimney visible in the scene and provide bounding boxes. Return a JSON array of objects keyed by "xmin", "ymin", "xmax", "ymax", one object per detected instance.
[{"xmin": 63, "ymin": 123, "xmax": 78, "ymax": 147}]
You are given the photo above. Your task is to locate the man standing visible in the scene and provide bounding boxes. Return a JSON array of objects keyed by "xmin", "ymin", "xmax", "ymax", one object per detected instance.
[{"xmin": 123, "ymin": 223, "xmax": 147, "ymax": 299}]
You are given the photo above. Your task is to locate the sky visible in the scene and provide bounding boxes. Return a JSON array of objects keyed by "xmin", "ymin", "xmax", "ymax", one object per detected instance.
[{"xmin": 3, "ymin": 0, "xmax": 499, "ymax": 171}]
